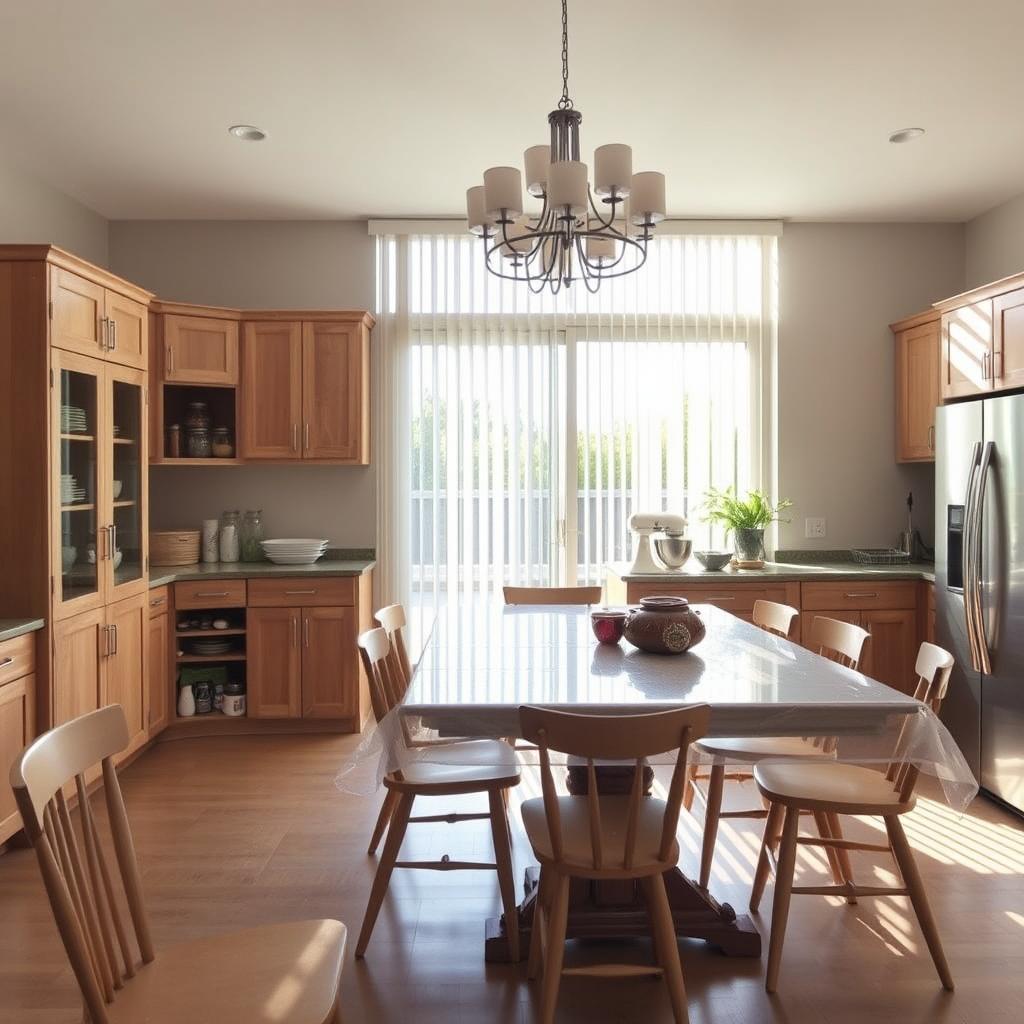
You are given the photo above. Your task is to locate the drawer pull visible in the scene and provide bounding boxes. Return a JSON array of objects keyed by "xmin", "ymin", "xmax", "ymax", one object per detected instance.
[
  {"xmin": 150, "ymin": 596, "xmax": 167, "ymax": 607},
  {"xmin": 194, "ymin": 590, "xmax": 230, "ymax": 598},
  {"xmin": 844, "ymin": 592, "xmax": 879, "ymax": 599},
  {"xmin": 285, "ymin": 589, "xmax": 317, "ymax": 595},
  {"xmin": 0, "ymin": 657, "xmax": 14, "ymax": 669},
  {"xmin": 708, "ymin": 596, "xmax": 736, "ymax": 602}
]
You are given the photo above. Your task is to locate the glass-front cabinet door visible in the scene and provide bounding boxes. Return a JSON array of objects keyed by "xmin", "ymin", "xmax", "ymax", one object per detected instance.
[
  {"xmin": 52, "ymin": 350, "xmax": 105, "ymax": 619},
  {"xmin": 106, "ymin": 366, "xmax": 148, "ymax": 600}
]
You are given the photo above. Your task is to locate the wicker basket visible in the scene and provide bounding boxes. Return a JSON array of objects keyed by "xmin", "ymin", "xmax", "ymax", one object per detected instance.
[{"xmin": 150, "ymin": 529, "xmax": 201, "ymax": 566}]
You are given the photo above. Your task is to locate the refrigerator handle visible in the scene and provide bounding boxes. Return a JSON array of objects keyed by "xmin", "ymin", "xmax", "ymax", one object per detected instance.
[
  {"xmin": 963, "ymin": 442, "xmax": 983, "ymax": 671},
  {"xmin": 972, "ymin": 441, "xmax": 995, "ymax": 675}
]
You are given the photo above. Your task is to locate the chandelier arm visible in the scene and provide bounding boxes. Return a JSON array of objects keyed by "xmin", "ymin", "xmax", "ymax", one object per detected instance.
[{"xmin": 586, "ymin": 190, "xmax": 621, "ymax": 231}]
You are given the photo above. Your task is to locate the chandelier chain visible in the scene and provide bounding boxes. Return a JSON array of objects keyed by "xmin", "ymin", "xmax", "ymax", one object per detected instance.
[{"xmin": 558, "ymin": 0, "xmax": 572, "ymax": 110}]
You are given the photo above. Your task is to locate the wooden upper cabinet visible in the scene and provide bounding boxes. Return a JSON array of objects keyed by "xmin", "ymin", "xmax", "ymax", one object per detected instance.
[
  {"xmin": 163, "ymin": 314, "xmax": 239, "ymax": 385},
  {"xmin": 302, "ymin": 321, "xmax": 369, "ymax": 463},
  {"xmin": 993, "ymin": 286, "xmax": 1024, "ymax": 391},
  {"xmin": 104, "ymin": 290, "xmax": 147, "ymax": 370},
  {"xmin": 893, "ymin": 315, "xmax": 940, "ymax": 462},
  {"xmin": 51, "ymin": 267, "xmax": 105, "ymax": 358},
  {"xmin": 941, "ymin": 299, "xmax": 994, "ymax": 400},
  {"xmin": 241, "ymin": 321, "xmax": 303, "ymax": 458}
]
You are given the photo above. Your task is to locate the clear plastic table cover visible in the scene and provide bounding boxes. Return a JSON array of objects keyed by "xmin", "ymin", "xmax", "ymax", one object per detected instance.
[{"xmin": 336, "ymin": 603, "xmax": 978, "ymax": 812}]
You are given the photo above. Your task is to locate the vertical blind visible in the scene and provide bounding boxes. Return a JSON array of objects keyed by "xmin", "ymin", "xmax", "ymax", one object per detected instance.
[{"xmin": 374, "ymin": 230, "xmax": 777, "ymax": 637}]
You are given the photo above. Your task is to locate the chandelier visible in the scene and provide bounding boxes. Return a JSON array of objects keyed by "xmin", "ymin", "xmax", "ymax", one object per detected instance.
[{"xmin": 466, "ymin": 0, "xmax": 666, "ymax": 294}]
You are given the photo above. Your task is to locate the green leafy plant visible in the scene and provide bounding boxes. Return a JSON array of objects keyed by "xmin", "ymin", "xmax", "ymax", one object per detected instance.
[{"xmin": 701, "ymin": 487, "xmax": 792, "ymax": 537}]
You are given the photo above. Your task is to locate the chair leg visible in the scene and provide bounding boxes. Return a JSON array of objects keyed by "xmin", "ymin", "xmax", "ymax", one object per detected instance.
[
  {"xmin": 884, "ymin": 815, "xmax": 954, "ymax": 991},
  {"xmin": 367, "ymin": 790, "xmax": 400, "ymax": 855},
  {"xmin": 698, "ymin": 763, "xmax": 725, "ymax": 889},
  {"xmin": 826, "ymin": 811, "xmax": 858, "ymax": 906},
  {"xmin": 682, "ymin": 763, "xmax": 699, "ymax": 812},
  {"xmin": 355, "ymin": 791, "xmax": 415, "ymax": 958},
  {"xmin": 750, "ymin": 800, "xmax": 784, "ymax": 913},
  {"xmin": 643, "ymin": 873, "xmax": 690, "ymax": 1024},
  {"xmin": 765, "ymin": 805, "xmax": 799, "ymax": 994},
  {"xmin": 528, "ymin": 867, "xmax": 551, "ymax": 980},
  {"xmin": 812, "ymin": 810, "xmax": 845, "ymax": 885},
  {"xmin": 539, "ymin": 874, "xmax": 570, "ymax": 1024},
  {"xmin": 488, "ymin": 789, "xmax": 520, "ymax": 962}
]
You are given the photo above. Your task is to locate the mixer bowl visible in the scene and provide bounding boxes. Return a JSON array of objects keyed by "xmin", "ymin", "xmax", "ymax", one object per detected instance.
[{"xmin": 653, "ymin": 535, "xmax": 692, "ymax": 569}]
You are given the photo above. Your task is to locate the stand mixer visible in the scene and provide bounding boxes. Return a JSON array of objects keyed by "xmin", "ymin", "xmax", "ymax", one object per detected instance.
[{"xmin": 628, "ymin": 512, "xmax": 689, "ymax": 574}]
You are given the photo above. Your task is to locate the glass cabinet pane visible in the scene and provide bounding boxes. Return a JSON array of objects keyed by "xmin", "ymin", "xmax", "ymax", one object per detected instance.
[
  {"xmin": 111, "ymin": 379, "xmax": 144, "ymax": 589},
  {"xmin": 58, "ymin": 368, "xmax": 100, "ymax": 603}
]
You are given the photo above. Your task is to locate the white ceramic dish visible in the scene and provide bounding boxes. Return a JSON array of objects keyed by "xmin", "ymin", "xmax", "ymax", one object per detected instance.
[{"xmin": 263, "ymin": 551, "xmax": 327, "ymax": 565}]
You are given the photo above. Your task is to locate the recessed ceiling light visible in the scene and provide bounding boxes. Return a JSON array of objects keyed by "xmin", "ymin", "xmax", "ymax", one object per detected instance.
[
  {"xmin": 888, "ymin": 127, "xmax": 925, "ymax": 144},
  {"xmin": 228, "ymin": 124, "xmax": 266, "ymax": 142}
]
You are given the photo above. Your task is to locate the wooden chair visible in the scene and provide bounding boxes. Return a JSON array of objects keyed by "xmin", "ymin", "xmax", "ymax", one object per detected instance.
[
  {"xmin": 374, "ymin": 603, "xmax": 413, "ymax": 687},
  {"xmin": 750, "ymin": 641, "xmax": 956, "ymax": 993},
  {"xmin": 503, "ymin": 585, "xmax": 603, "ymax": 605},
  {"xmin": 518, "ymin": 704, "xmax": 712, "ymax": 1024},
  {"xmin": 356, "ymin": 627, "xmax": 521, "ymax": 960},
  {"xmin": 9, "ymin": 704, "xmax": 347, "ymax": 1024},
  {"xmin": 685, "ymin": 611, "xmax": 868, "ymax": 890}
]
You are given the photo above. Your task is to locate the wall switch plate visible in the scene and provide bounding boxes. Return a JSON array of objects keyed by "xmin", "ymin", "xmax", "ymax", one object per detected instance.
[{"xmin": 805, "ymin": 517, "xmax": 827, "ymax": 539}]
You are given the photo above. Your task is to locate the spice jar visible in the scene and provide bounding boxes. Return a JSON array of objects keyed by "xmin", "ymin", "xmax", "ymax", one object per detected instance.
[{"xmin": 211, "ymin": 426, "xmax": 235, "ymax": 458}]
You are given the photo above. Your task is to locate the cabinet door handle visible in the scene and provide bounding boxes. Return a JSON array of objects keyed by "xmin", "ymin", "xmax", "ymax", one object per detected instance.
[
  {"xmin": 100, "ymin": 625, "xmax": 110, "ymax": 657},
  {"xmin": 303, "ymin": 617, "xmax": 310, "ymax": 648},
  {"xmin": 166, "ymin": 346, "xmax": 174, "ymax": 374},
  {"xmin": 111, "ymin": 623, "xmax": 118, "ymax": 655},
  {"xmin": 100, "ymin": 316, "xmax": 109, "ymax": 350},
  {"xmin": 0, "ymin": 657, "xmax": 14, "ymax": 669},
  {"xmin": 285, "ymin": 589, "xmax": 316, "ymax": 595},
  {"xmin": 303, "ymin": 423, "xmax": 310, "ymax": 451},
  {"xmin": 844, "ymin": 591, "xmax": 879, "ymax": 599},
  {"xmin": 291, "ymin": 615, "xmax": 298, "ymax": 647},
  {"xmin": 292, "ymin": 423, "xmax": 299, "ymax": 452},
  {"xmin": 109, "ymin": 524, "xmax": 117, "ymax": 561},
  {"xmin": 109, "ymin": 319, "xmax": 117, "ymax": 351},
  {"xmin": 928, "ymin": 424, "xmax": 935, "ymax": 451}
]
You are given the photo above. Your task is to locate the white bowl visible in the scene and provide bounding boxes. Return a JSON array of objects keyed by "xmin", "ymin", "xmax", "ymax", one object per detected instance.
[
  {"xmin": 264, "ymin": 551, "xmax": 327, "ymax": 565},
  {"xmin": 261, "ymin": 538, "xmax": 329, "ymax": 548},
  {"xmin": 112, "ymin": 480, "xmax": 123, "ymax": 499}
]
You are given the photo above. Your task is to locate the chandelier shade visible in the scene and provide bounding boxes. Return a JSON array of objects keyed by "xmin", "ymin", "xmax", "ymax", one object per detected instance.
[{"xmin": 466, "ymin": 0, "xmax": 666, "ymax": 293}]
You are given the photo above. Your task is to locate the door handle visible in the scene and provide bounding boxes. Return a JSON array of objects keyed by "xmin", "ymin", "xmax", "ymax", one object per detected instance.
[
  {"xmin": 291, "ymin": 615, "xmax": 298, "ymax": 647},
  {"xmin": 303, "ymin": 423, "xmax": 310, "ymax": 451},
  {"xmin": 963, "ymin": 442, "xmax": 983, "ymax": 670},
  {"xmin": 166, "ymin": 347, "xmax": 174, "ymax": 374},
  {"xmin": 303, "ymin": 616, "xmax": 310, "ymax": 648},
  {"xmin": 110, "ymin": 623, "xmax": 118, "ymax": 656},
  {"xmin": 928, "ymin": 424, "xmax": 935, "ymax": 451},
  {"xmin": 109, "ymin": 319, "xmax": 117, "ymax": 351},
  {"xmin": 109, "ymin": 524, "xmax": 117, "ymax": 561},
  {"xmin": 100, "ymin": 316, "xmax": 109, "ymax": 350},
  {"xmin": 972, "ymin": 441, "xmax": 995, "ymax": 674},
  {"xmin": 100, "ymin": 625, "xmax": 111, "ymax": 657},
  {"xmin": 292, "ymin": 423, "xmax": 299, "ymax": 452}
]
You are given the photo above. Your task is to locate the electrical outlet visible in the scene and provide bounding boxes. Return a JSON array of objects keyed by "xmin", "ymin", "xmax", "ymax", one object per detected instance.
[{"xmin": 805, "ymin": 517, "xmax": 827, "ymax": 539}]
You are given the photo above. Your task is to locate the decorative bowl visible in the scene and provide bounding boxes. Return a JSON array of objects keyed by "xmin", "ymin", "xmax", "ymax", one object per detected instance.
[
  {"xmin": 653, "ymin": 534, "xmax": 692, "ymax": 569},
  {"xmin": 623, "ymin": 596, "xmax": 706, "ymax": 655},
  {"xmin": 694, "ymin": 550, "xmax": 732, "ymax": 571},
  {"xmin": 591, "ymin": 609, "xmax": 628, "ymax": 645}
]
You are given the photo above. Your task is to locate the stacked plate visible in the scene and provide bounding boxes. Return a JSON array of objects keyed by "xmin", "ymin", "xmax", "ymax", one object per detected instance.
[
  {"xmin": 61, "ymin": 474, "xmax": 87, "ymax": 504},
  {"xmin": 189, "ymin": 638, "xmax": 234, "ymax": 656},
  {"xmin": 61, "ymin": 405, "xmax": 88, "ymax": 433},
  {"xmin": 261, "ymin": 538, "xmax": 329, "ymax": 565}
]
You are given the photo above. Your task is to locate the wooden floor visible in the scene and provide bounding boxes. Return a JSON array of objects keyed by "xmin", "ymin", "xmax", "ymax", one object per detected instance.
[{"xmin": 2, "ymin": 733, "xmax": 1023, "ymax": 1023}]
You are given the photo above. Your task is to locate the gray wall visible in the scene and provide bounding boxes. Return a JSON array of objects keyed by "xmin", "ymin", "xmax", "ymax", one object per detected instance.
[
  {"xmin": 777, "ymin": 223, "xmax": 965, "ymax": 551},
  {"xmin": 108, "ymin": 221, "xmax": 377, "ymax": 547},
  {"xmin": 0, "ymin": 157, "xmax": 109, "ymax": 265},
  {"xmin": 965, "ymin": 192, "xmax": 1024, "ymax": 289}
]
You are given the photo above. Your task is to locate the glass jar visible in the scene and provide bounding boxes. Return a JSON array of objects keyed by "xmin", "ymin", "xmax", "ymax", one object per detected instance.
[
  {"xmin": 210, "ymin": 426, "xmax": 235, "ymax": 458},
  {"xmin": 186, "ymin": 427, "xmax": 211, "ymax": 458},
  {"xmin": 240, "ymin": 510, "xmax": 264, "ymax": 562},
  {"xmin": 184, "ymin": 401, "xmax": 211, "ymax": 431},
  {"xmin": 219, "ymin": 510, "xmax": 240, "ymax": 562}
]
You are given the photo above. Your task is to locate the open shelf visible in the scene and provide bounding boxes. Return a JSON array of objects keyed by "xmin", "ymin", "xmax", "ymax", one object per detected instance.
[
  {"xmin": 174, "ymin": 712, "xmax": 248, "ymax": 725},
  {"xmin": 61, "ymin": 503, "xmax": 95, "ymax": 512},
  {"xmin": 113, "ymin": 500, "xmax": 136, "ymax": 508},
  {"xmin": 60, "ymin": 433, "xmax": 95, "ymax": 442},
  {"xmin": 113, "ymin": 437, "xmax": 136, "ymax": 445},
  {"xmin": 176, "ymin": 627, "xmax": 246, "ymax": 638},
  {"xmin": 176, "ymin": 653, "xmax": 247, "ymax": 663},
  {"xmin": 151, "ymin": 457, "xmax": 245, "ymax": 467}
]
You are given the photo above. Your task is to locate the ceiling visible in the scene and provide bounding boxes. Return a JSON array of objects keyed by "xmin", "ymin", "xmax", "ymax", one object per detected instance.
[{"xmin": 2, "ymin": 1, "xmax": 1023, "ymax": 222}]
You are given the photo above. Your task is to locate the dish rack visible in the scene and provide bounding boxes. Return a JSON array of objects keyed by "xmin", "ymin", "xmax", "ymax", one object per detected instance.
[{"xmin": 851, "ymin": 548, "xmax": 911, "ymax": 565}]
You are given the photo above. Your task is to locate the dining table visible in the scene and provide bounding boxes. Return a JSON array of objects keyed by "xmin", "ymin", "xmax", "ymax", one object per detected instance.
[{"xmin": 353, "ymin": 601, "xmax": 977, "ymax": 963}]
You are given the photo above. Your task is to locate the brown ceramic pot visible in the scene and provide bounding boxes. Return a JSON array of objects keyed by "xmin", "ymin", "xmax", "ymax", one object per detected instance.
[{"xmin": 623, "ymin": 596, "xmax": 706, "ymax": 655}]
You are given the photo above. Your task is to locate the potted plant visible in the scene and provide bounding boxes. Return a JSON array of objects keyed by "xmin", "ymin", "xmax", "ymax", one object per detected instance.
[{"xmin": 701, "ymin": 487, "xmax": 792, "ymax": 568}]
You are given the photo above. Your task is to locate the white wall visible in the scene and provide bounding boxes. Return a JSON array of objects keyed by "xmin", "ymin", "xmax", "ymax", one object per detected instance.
[
  {"xmin": 108, "ymin": 220, "xmax": 377, "ymax": 548},
  {"xmin": 777, "ymin": 223, "xmax": 965, "ymax": 551},
  {"xmin": 965, "ymin": 192, "xmax": 1024, "ymax": 289},
  {"xmin": 0, "ymin": 157, "xmax": 108, "ymax": 265}
]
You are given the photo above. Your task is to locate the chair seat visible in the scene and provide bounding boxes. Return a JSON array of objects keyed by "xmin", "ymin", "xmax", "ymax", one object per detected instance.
[
  {"xmin": 754, "ymin": 761, "xmax": 911, "ymax": 813},
  {"xmin": 521, "ymin": 795, "xmax": 677, "ymax": 875},
  {"xmin": 694, "ymin": 735, "xmax": 834, "ymax": 763},
  {"xmin": 392, "ymin": 739, "xmax": 520, "ymax": 790},
  {"xmin": 108, "ymin": 919, "xmax": 345, "ymax": 1024}
]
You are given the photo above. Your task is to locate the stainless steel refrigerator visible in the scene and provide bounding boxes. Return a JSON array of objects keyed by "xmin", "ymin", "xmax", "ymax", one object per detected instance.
[{"xmin": 936, "ymin": 393, "xmax": 1024, "ymax": 814}]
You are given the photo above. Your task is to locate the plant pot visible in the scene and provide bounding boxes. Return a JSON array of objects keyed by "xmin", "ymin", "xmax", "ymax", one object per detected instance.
[{"xmin": 733, "ymin": 527, "xmax": 766, "ymax": 567}]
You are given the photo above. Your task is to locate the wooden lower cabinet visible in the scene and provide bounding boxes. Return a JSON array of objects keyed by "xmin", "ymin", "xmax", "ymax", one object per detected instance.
[
  {"xmin": 0, "ymin": 632, "xmax": 35, "ymax": 845},
  {"xmin": 147, "ymin": 587, "xmax": 171, "ymax": 737},
  {"xmin": 248, "ymin": 604, "xmax": 357, "ymax": 719},
  {"xmin": 248, "ymin": 606, "xmax": 302, "ymax": 718},
  {"xmin": 53, "ymin": 606, "xmax": 104, "ymax": 727}
]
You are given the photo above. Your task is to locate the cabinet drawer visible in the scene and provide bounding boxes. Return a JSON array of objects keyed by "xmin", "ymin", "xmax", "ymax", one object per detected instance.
[
  {"xmin": 624, "ymin": 582, "xmax": 793, "ymax": 613},
  {"xmin": 247, "ymin": 577, "xmax": 356, "ymax": 607},
  {"xmin": 174, "ymin": 579, "xmax": 247, "ymax": 609},
  {"xmin": 148, "ymin": 586, "xmax": 170, "ymax": 617},
  {"xmin": 801, "ymin": 581, "xmax": 917, "ymax": 611},
  {"xmin": 0, "ymin": 633, "xmax": 36, "ymax": 688}
]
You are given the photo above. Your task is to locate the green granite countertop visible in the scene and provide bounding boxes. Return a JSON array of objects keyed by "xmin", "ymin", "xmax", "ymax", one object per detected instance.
[
  {"xmin": 149, "ymin": 559, "xmax": 375, "ymax": 588},
  {"xmin": 607, "ymin": 560, "xmax": 936, "ymax": 584},
  {"xmin": 0, "ymin": 618, "xmax": 45, "ymax": 643}
]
